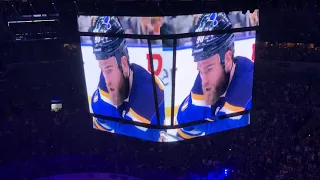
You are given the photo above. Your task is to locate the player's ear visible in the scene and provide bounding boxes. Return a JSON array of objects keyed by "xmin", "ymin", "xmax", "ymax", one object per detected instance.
[
  {"xmin": 224, "ymin": 50, "xmax": 233, "ymax": 73},
  {"xmin": 121, "ymin": 56, "xmax": 129, "ymax": 78}
]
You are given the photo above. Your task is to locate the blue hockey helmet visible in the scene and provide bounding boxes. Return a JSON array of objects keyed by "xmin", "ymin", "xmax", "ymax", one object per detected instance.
[
  {"xmin": 192, "ymin": 13, "xmax": 235, "ymax": 64},
  {"xmin": 91, "ymin": 16, "xmax": 129, "ymax": 69}
]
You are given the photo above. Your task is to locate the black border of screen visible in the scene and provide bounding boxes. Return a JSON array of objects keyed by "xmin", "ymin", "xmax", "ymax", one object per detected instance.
[
  {"xmin": 91, "ymin": 110, "xmax": 250, "ymax": 129},
  {"xmin": 79, "ymin": 26, "xmax": 257, "ymax": 39},
  {"xmin": 80, "ymin": 26, "xmax": 257, "ymax": 128},
  {"xmin": 147, "ymin": 40, "xmax": 161, "ymax": 126}
]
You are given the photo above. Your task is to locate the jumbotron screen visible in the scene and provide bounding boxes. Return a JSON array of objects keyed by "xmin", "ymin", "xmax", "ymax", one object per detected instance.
[{"xmin": 78, "ymin": 10, "xmax": 259, "ymax": 142}]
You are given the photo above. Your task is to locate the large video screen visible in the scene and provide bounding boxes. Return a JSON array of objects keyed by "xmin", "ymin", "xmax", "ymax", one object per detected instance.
[{"xmin": 78, "ymin": 10, "xmax": 258, "ymax": 142}]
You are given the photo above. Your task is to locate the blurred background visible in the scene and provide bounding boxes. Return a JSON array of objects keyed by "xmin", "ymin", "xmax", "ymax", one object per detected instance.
[{"xmin": 78, "ymin": 10, "xmax": 259, "ymax": 46}]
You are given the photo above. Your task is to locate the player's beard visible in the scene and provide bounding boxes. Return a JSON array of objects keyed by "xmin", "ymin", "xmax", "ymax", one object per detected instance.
[
  {"xmin": 110, "ymin": 74, "xmax": 130, "ymax": 107},
  {"xmin": 202, "ymin": 71, "xmax": 229, "ymax": 106}
]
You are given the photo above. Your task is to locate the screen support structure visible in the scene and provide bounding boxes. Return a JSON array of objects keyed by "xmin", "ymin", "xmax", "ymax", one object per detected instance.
[
  {"xmin": 170, "ymin": 38, "xmax": 177, "ymax": 126},
  {"xmin": 147, "ymin": 39, "xmax": 161, "ymax": 126}
]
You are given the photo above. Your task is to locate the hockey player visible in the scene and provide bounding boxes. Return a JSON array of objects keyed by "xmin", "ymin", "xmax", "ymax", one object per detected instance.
[
  {"xmin": 90, "ymin": 16, "xmax": 166, "ymax": 142},
  {"xmin": 176, "ymin": 13, "xmax": 253, "ymax": 139}
]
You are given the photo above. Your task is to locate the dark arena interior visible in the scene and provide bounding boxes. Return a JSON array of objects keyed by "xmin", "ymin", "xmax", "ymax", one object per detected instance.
[{"xmin": 0, "ymin": 0, "xmax": 320, "ymax": 179}]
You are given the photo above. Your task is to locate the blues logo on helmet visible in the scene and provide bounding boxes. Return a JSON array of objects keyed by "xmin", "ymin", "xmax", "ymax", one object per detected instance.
[
  {"xmin": 208, "ymin": 13, "xmax": 218, "ymax": 27},
  {"xmin": 102, "ymin": 16, "xmax": 112, "ymax": 29}
]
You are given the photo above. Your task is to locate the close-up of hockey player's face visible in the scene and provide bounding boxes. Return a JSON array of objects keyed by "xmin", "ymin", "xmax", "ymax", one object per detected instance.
[
  {"xmin": 197, "ymin": 53, "xmax": 229, "ymax": 105},
  {"xmin": 99, "ymin": 57, "xmax": 129, "ymax": 106}
]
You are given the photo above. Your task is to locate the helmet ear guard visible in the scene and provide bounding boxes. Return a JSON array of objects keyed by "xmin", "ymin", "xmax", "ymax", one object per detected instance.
[
  {"xmin": 114, "ymin": 44, "xmax": 130, "ymax": 72},
  {"xmin": 218, "ymin": 42, "xmax": 235, "ymax": 66}
]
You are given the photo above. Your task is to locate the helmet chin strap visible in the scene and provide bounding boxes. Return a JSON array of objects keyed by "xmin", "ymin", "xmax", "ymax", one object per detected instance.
[
  {"xmin": 219, "ymin": 46, "xmax": 234, "ymax": 69},
  {"xmin": 115, "ymin": 46, "xmax": 130, "ymax": 73}
]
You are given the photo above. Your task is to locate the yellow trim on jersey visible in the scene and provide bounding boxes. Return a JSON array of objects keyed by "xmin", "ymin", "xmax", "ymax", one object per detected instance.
[
  {"xmin": 93, "ymin": 118, "xmax": 108, "ymax": 132},
  {"xmin": 177, "ymin": 129, "xmax": 194, "ymax": 139},
  {"xmin": 160, "ymin": 131, "xmax": 167, "ymax": 136},
  {"xmin": 99, "ymin": 88, "xmax": 111, "ymax": 99},
  {"xmin": 129, "ymin": 108, "xmax": 150, "ymax": 124},
  {"xmin": 88, "ymin": 96, "xmax": 93, "ymax": 113},
  {"xmin": 145, "ymin": 69, "xmax": 164, "ymax": 90},
  {"xmin": 88, "ymin": 96, "xmax": 91, "ymax": 105},
  {"xmin": 224, "ymin": 102, "xmax": 244, "ymax": 112},
  {"xmin": 158, "ymin": 131, "xmax": 167, "ymax": 142},
  {"xmin": 191, "ymin": 92, "xmax": 205, "ymax": 101},
  {"xmin": 154, "ymin": 75, "xmax": 164, "ymax": 90}
]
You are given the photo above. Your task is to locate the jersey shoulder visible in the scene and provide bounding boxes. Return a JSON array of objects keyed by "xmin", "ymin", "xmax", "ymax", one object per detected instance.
[
  {"xmin": 131, "ymin": 63, "xmax": 164, "ymax": 94},
  {"xmin": 233, "ymin": 56, "xmax": 254, "ymax": 81},
  {"xmin": 225, "ymin": 56, "xmax": 253, "ymax": 109},
  {"xmin": 128, "ymin": 64, "xmax": 164, "ymax": 122}
]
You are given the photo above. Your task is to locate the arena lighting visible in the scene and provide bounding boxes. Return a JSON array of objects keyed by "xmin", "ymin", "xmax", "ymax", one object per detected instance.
[
  {"xmin": 7, "ymin": 19, "xmax": 58, "ymax": 26},
  {"xmin": 51, "ymin": 2, "xmax": 59, "ymax": 15},
  {"xmin": 11, "ymin": 5, "xmax": 20, "ymax": 17},
  {"xmin": 29, "ymin": 3, "xmax": 36, "ymax": 14},
  {"xmin": 94, "ymin": 0, "xmax": 99, "ymax": 13},
  {"xmin": 74, "ymin": 1, "xmax": 79, "ymax": 14},
  {"xmin": 157, "ymin": 1, "xmax": 164, "ymax": 15},
  {"xmin": 51, "ymin": 100, "xmax": 63, "ymax": 112}
]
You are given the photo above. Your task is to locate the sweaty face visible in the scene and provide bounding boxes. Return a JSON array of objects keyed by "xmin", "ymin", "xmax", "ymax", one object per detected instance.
[
  {"xmin": 99, "ymin": 57, "xmax": 129, "ymax": 106},
  {"xmin": 197, "ymin": 54, "xmax": 229, "ymax": 105}
]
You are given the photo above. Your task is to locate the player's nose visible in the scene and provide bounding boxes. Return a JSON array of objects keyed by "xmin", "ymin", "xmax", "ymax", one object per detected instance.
[
  {"xmin": 106, "ymin": 80, "xmax": 112, "ymax": 87},
  {"xmin": 201, "ymin": 75, "xmax": 209, "ymax": 85}
]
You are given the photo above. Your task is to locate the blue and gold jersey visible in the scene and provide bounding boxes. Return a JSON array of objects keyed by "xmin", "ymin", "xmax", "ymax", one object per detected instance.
[
  {"xmin": 90, "ymin": 63, "xmax": 166, "ymax": 142},
  {"xmin": 176, "ymin": 56, "xmax": 253, "ymax": 139}
]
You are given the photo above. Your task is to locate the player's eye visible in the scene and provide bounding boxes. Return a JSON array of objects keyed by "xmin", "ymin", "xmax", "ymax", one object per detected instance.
[
  {"xmin": 199, "ymin": 70, "xmax": 205, "ymax": 77},
  {"xmin": 101, "ymin": 67, "xmax": 112, "ymax": 74},
  {"xmin": 202, "ymin": 67, "xmax": 212, "ymax": 75},
  {"xmin": 106, "ymin": 68, "xmax": 113, "ymax": 74}
]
